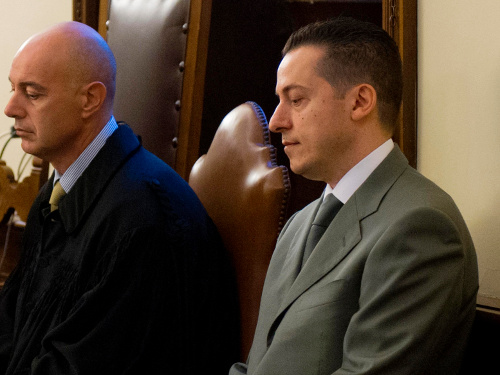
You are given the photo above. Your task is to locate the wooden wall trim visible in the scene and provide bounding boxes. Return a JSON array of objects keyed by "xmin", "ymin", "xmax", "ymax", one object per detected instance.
[
  {"xmin": 98, "ymin": 0, "xmax": 109, "ymax": 39},
  {"xmin": 477, "ymin": 294, "xmax": 500, "ymax": 310},
  {"xmin": 175, "ymin": 0, "xmax": 212, "ymax": 179},
  {"xmin": 383, "ymin": 0, "xmax": 417, "ymax": 168},
  {"xmin": 73, "ymin": 0, "xmax": 100, "ymax": 31},
  {"xmin": 73, "ymin": 0, "xmax": 84, "ymax": 22}
]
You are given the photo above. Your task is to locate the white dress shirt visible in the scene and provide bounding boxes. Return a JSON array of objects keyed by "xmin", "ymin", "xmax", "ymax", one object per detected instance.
[{"xmin": 324, "ymin": 138, "xmax": 394, "ymax": 203}]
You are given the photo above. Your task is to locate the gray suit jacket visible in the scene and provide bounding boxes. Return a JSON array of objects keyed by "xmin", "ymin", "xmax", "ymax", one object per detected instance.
[{"xmin": 230, "ymin": 146, "xmax": 478, "ymax": 375}]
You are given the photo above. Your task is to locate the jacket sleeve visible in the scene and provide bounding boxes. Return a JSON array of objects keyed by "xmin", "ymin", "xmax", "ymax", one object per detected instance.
[{"xmin": 333, "ymin": 207, "xmax": 476, "ymax": 374}]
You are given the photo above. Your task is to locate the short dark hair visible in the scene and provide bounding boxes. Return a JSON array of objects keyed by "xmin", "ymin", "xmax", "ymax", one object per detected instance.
[{"xmin": 283, "ymin": 17, "xmax": 403, "ymax": 133}]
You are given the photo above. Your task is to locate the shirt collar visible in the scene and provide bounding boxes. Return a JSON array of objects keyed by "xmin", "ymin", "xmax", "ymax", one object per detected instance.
[
  {"xmin": 55, "ymin": 116, "xmax": 118, "ymax": 192},
  {"xmin": 325, "ymin": 138, "xmax": 394, "ymax": 203}
]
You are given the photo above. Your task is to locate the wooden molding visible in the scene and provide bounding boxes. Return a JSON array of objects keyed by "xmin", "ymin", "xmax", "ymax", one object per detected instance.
[
  {"xmin": 98, "ymin": 0, "xmax": 109, "ymax": 39},
  {"xmin": 477, "ymin": 294, "xmax": 500, "ymax": 311},
  {"xmin": 383, "ymin": 0, "xmax": 417, "ymax": 168},
  {"xmin": 175, "ymin": 0, "xmax": 213, "ymax": 179},
  {"xmin": 73, "ymin": 0, "xmax": 100, "ymax": 31}
]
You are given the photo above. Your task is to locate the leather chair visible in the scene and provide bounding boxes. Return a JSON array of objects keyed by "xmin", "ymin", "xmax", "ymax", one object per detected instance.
[
  {"xmin": 105, "ymin": 0, "xmax": 211, "ymax": 179},
  {"xmin": 106, "ymin": 0, "xmax": 189, "ymax": 167},
  {"xmin": 189, "ymin": 101, "xmax": 290, "ymax": 359}
]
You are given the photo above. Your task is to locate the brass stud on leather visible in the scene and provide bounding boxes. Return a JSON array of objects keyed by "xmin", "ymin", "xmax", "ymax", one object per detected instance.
[
  {"xmin": 179, "ymin": 61, "xmax": 185, "ymax": 72},
  {"xmin": 175, "ymin": 100, "xmax": 181, "ymax": 111},
  {"xmin": 172, "ymin": 137, "xmax": 178, "ymax": 148},
  {"xmin": 182, "ymin": 23, "xmax": 188, "ymax": 34}
]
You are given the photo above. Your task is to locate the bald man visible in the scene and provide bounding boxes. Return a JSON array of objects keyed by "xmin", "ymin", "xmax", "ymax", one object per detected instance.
[{"xmin": 0, "ymin": 22, "xmax": 238, "ymax": 374}]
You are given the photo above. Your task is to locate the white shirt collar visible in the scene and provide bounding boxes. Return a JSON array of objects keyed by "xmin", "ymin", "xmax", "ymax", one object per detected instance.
[
  {"xmin": 54, "ymin": 116, "xmax": 118, "ymax": 192},
  {"xmin": 325, "ymin": 138, "xmax": 394, "ymax": 203}
]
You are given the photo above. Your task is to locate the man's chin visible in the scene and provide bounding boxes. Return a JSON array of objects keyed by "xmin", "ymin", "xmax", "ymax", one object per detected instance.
[
  {"xmin": 290, "ymin": 162, "xmax": 310, "ymax": 179},
  {"xmin": 20, "ymin": 142, "xmax": 39, "ymax": 158},
  {"xmin": 290, "ymin": 163, "xmax": 326, "ymax": 183}
]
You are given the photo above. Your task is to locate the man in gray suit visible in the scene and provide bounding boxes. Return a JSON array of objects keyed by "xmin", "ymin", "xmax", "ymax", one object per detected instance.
[{"xmin": 230, "ymin": 17, "xmax": 478, "ymax": 375}]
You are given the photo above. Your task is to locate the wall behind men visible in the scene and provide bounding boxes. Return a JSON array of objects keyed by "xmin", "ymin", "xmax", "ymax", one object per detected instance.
[
  {"xmin": 418, "ymin": 0, "xmax": 500, "ymax": 307},
  {"xmin": 0, "ymin": 0, "xmax": 71, "ymax": 180}
]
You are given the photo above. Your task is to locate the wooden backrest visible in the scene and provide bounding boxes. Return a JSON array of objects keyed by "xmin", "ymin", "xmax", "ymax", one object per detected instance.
[
  {"xmin": 0, "ymin": 157, "xmax": 48, "ymax": 224},
  {"xmin": 0, "ymin": 156, "xmax": 48, "ymax": 287},
  {"xmin": 189, "ymin": 101, "xmax": 290, "ymax": 359}
]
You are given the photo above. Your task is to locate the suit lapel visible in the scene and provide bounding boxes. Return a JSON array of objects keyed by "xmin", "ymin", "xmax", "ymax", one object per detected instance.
[
  {"xmin": 273, "ymin": 145, "xmax": 409, "ymax": 321},
  {"xmin": 271, "ymin": 197, "xmax": 321, "ymax": 306},
  {"xmin": 276, "ymin": 199, "xmax": 361, "ymax": 316}
]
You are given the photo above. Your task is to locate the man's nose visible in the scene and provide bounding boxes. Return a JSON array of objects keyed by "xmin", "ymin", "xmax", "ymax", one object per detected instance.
[
  {"xmin": 268, "ymin": 103, "xmax": 290, "ymax": 133},
  {"xmin": 4, "ymin": 92, "xmax": 24, "ymax": 119}
]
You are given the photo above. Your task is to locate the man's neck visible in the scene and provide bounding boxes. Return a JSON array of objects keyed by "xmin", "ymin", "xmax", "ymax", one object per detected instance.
[
  {"xmin": 326, "ymin": 138, "xmax": 394, "ymax": 203},
  {"xmin": 53, "ymin": 116, "xmax": 118, "ymax": 192}
]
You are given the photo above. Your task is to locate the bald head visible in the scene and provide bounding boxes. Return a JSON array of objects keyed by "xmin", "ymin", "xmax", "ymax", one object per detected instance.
[
  {"xmin": 5, "ymin": 22, "xmax": 118, "ymax": 172},
  {"xmin": 18, "ymin": 21, "xmax": 117, "ymax": 110}
]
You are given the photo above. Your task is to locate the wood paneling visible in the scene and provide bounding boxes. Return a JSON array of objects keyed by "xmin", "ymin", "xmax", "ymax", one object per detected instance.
[
  {"xmin": 175, "ymin": 0, "xmax": 212, "ymax": 179},
  {"xmin": 383, "ymin": 0, "xmax": 417, "ymax": 168}
]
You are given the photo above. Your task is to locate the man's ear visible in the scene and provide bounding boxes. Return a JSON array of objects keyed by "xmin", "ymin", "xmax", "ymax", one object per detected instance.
[
  {"xmin": 349, "ymin": 83, "xmax": 377, "ymax": 121},
  {"xmin": 80, "ymin": 81, "xmax": 107, "ymax": 119}
]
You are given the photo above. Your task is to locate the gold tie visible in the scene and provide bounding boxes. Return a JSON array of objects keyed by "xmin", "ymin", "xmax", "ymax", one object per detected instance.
[{"xmin": 49, "ymin": 180, "xmax": 66, "ymax": 212}]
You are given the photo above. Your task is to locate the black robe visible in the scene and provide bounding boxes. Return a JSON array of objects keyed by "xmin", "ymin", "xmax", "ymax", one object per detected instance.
[{"xmin": 0, "ymin": 125, "xmax": 239, "ymax": 374}]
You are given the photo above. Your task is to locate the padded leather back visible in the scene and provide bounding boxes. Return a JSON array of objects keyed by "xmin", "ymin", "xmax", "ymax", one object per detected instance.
[
  {"xmin": 106, "ymin": 0, "xmax": 190, "ymax": 167},
  {"xmin": 189, "ymin": 101, "xmax": 290, "ymax": 359}
]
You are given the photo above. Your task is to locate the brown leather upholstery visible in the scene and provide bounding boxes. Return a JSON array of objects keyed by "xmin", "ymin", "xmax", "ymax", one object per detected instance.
[
  {"xmin": 189, "ymin": 101, "xmax": 290, "ymax": 359},
  {"xmin": 106, "ymin": 0, "xmax": 190, "ymax": 167}
]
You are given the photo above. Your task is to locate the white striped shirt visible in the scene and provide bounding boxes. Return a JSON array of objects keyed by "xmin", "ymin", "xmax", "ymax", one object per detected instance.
[{"xmin": 54, "ymin": 116, "xmax": 118, "ymax": 193}]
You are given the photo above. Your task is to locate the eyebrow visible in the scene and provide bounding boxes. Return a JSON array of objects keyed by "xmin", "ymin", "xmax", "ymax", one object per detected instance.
[
  {"xmin": 276, "ymin": 84, "xmax": 308, "ymax": 97},
  {"xmin": 8, "ymin": 78, "xmax": 48, "ymax": 93}
]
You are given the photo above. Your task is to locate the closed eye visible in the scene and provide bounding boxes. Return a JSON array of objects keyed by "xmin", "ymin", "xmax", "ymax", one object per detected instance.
[{"xmin": 26, "ymin": 93, "xmax": 40, "ymax": 100}]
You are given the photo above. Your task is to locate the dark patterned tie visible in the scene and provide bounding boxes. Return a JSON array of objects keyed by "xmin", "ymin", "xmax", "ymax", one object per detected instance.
[
  {"xmin": 49, "ymin": 180, "xmax": 66, "ymax": 212},
  {"xmin": 302, "ymin": 194, "xmax": 343, "ymax": 265}
]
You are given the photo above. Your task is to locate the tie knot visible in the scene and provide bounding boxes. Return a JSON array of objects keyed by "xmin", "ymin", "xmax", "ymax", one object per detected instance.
[
  {"xmin": 49, "ymin": 180, "xmax": 66, "ymax": 212},
  {"xmin": 312, "ymin": 194, "xmax": 343, "ymax": 227}
]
